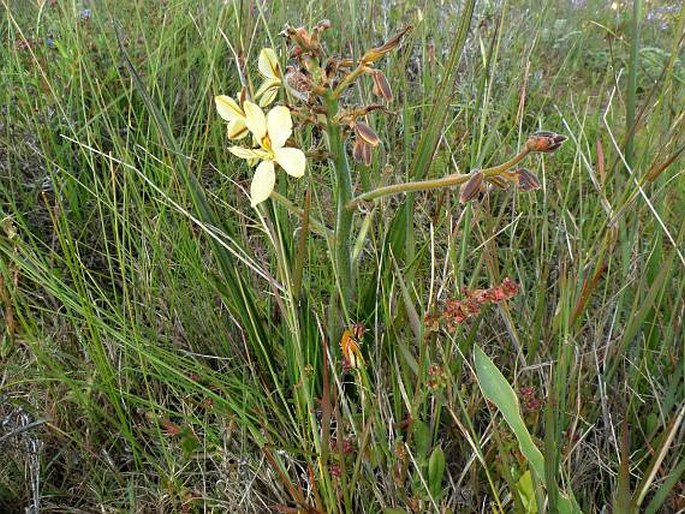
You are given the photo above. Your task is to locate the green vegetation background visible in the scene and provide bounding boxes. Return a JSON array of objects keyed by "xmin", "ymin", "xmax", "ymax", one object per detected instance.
[{"xmin": 1, "ymin": 0, "xmax": 683, "ymax": 512}]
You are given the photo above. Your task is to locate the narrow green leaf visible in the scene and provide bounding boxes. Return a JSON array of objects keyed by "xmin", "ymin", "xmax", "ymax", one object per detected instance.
[{"xmin": 644, "ymin": 458, "xmax": 685, "ymax": 514}]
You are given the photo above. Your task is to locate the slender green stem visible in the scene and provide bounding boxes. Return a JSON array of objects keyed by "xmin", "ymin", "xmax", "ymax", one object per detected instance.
[
  {"xmin": 333, "ymin": 64, "xmax": 366, "ymax": 99},
  {"xmin": 325, "ymin": 94, "xmax": 355, "ymax": 312},
  {"xmin": 346, "ymin": 147, "xmax": 530, "ymax": 210},
  {"xmin": 270, "ymin": 191, "xmax": 333, "ymax": 241}
]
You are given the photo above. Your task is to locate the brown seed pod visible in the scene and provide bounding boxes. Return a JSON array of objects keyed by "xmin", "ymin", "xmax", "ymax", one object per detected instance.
[
  {"xmin": 460, "ymin": 171, "xmax": 484, "ymax": 204},
  {"xmin": 514, "ymin": 168, "xmax": 541, "ymax": 192},
  {"xmin": 526, "ymin": 131, "xmax": 567, "ymax": 153},
  {"xmin": 354, "ymin": 121, "xmax": 380, "ymax": 147},
  {"xmin": 371, "ymin": 70, "xmax": 393, "ymax": 102}
]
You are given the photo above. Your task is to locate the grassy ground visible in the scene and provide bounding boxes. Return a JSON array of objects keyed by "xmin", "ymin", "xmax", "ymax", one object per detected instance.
[{"xmin": 1, "ymin": 0, "xmax": 684, "ymax": 512}]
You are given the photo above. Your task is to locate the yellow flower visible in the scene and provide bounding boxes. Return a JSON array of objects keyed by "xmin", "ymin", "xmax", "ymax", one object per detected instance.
[
  {"xmin": 254, "ymin": 48, "xmax": 282, "ymax": 107},
  {"xmin": 214, "ymin": 94, "xmax": 249, "ymax": 140},
  {"xmin": 228, "ymin": 101, "xmax": 306, "ymax": 207}
]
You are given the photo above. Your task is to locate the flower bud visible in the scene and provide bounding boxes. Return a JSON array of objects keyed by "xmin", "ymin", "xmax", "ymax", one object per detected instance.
[
  {"xmin": 460, "ymin": 171, "xmax": 484, "ymax": 204},
  {"xmin": 354, "ymin": 121, "xmax": 380, "ymax": 147},
  {"xmin": 526, "ymin": 131, "xmax": 567, "ymax": 153},
  {"xmin": 514, "ymin": 168, "xmax": 541, "ymax": 192},
  {"xmin": 371, "ymin": 70, "xmax": 393, "ymax": 102}
]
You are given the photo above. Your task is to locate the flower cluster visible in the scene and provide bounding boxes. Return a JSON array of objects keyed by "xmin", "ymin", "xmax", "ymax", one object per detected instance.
[
  {"xmin": 426, "ymin": 363, "xmax": 446, "ymax": 391},
  {"xmin": 215, "ymin": 49, "xmax": 306, "ymax": 207},
  {"xmin": 216, "ymin": 22, "xmax": 411, "ymax": 207},
  {"xmin": 280, "ymin": 21, "xmax": 410, "ymax": 166},
  {"xmin": 426, "ymin": 277, "xmax": 519, "ymax": 333},
  {"xmin": 519, "ymin": 386, "xmax": 543, "ymax": 412}
]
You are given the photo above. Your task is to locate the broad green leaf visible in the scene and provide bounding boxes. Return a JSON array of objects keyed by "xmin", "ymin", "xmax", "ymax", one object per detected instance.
[
  {"xmin": 428, "ymin": 446, "xmax": 446, "ymax": 499},
  {"xmin": 474, "ymin": 344, "xmax": 545, "ymax": 479}
]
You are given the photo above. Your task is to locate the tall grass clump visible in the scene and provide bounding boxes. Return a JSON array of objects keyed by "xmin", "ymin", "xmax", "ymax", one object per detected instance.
[{"xmin": 1, "ymin": 0, "xmax": 683, "ymax": 512}]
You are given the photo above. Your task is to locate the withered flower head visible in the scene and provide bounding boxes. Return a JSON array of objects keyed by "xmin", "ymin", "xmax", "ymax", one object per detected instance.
[
  {"xmin": 460, "ymin": 171, "xmax": 484, "ymax": 204},
  {"xmin": 311, "ymin": 18, "xmax": 331, "ymax": 41},
  {"xmin": 360, "ymin": 25, "xmax": 413, "ymax": 64},
  {"xmin": 284, "ymin": 64, "xmax": 312, "ymax": 102},
  {"xmin": 280, "ymin": 24, "xmax": 322, "ymax": 54},
  {"xmin": 526, "ymin": 131, "xmax": 567, "ymax": 153},
  {"xmin": 371, "ymin": 70, "xmax": 393, "ymax": 102},
  {"xmin": 354, "ymin": 121, "xmax": 380, "ymax": 147},
  {"xmin": 514, "ymin": 168, "xmax": 541, "ymax": 192}
]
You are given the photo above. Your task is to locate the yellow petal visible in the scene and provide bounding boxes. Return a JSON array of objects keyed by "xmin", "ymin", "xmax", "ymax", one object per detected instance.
[
  {"xmin": 266, "ymin": 105, "xmax": 293, "ymax": 149},
  {"xmin": 258, "ymin": 87, "xmax": 279, "ymax": 108},
  {"xmin": 243, "ymin": 101, "xmax": 267, "ymax": 143},
  {"xmin": 215, "ymin": 95, "xmax": 244, "ymax": 122},
  {"xmin": 274, "ymin": 147, "xmax": 305, "ymax": 178},
  {"xmin": 258, "ymin": 48, "xmax": 281, "ymax": 80},
  {"xmin": 255, "ymin": 79, "xmax": 281, "ymax": 107},
  {"xmin": 250, "ymin": 160, "xmax": 276, "ymax": 207},
  {"xmin": 227, "ymin": 118, "xmax": 249, "ymax": 139},
  {"xmin": 228, "ymin": 146, "xmax": 264, "ymax": 160}
]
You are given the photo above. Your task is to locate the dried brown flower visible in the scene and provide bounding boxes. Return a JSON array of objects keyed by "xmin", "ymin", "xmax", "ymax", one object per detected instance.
[
  {"xmin": 284, "ymin": 65, "xmax": 313, "ymax": 102},
  {"xmin": 352, "ymin": 138, "xmax": 373, "ymax": 166}
]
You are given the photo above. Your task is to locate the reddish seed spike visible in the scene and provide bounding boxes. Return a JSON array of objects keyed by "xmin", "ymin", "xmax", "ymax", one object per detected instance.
[{"xmin": 596, "ymin": 137, "xmax": 605, "ymax": 186}]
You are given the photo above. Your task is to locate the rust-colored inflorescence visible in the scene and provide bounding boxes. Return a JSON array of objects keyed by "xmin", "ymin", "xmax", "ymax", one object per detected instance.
[{"xmin": 427, "ymin": 277, "xmax": 519, "ymax": 332}]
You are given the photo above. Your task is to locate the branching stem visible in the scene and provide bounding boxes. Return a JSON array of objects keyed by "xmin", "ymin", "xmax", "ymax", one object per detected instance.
[{"xmin": 346, "ymin": 147, "xmax": 531, "ymax": 210}]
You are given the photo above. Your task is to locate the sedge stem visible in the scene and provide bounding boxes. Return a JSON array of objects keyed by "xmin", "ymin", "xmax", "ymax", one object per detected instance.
[
  {"xmin": 325, "ymin": 93, "xmax": 355, "ymax": 311},
  {"xmin": 333, "ymin": 64, "xmax": 366, "ymax": 99}
]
